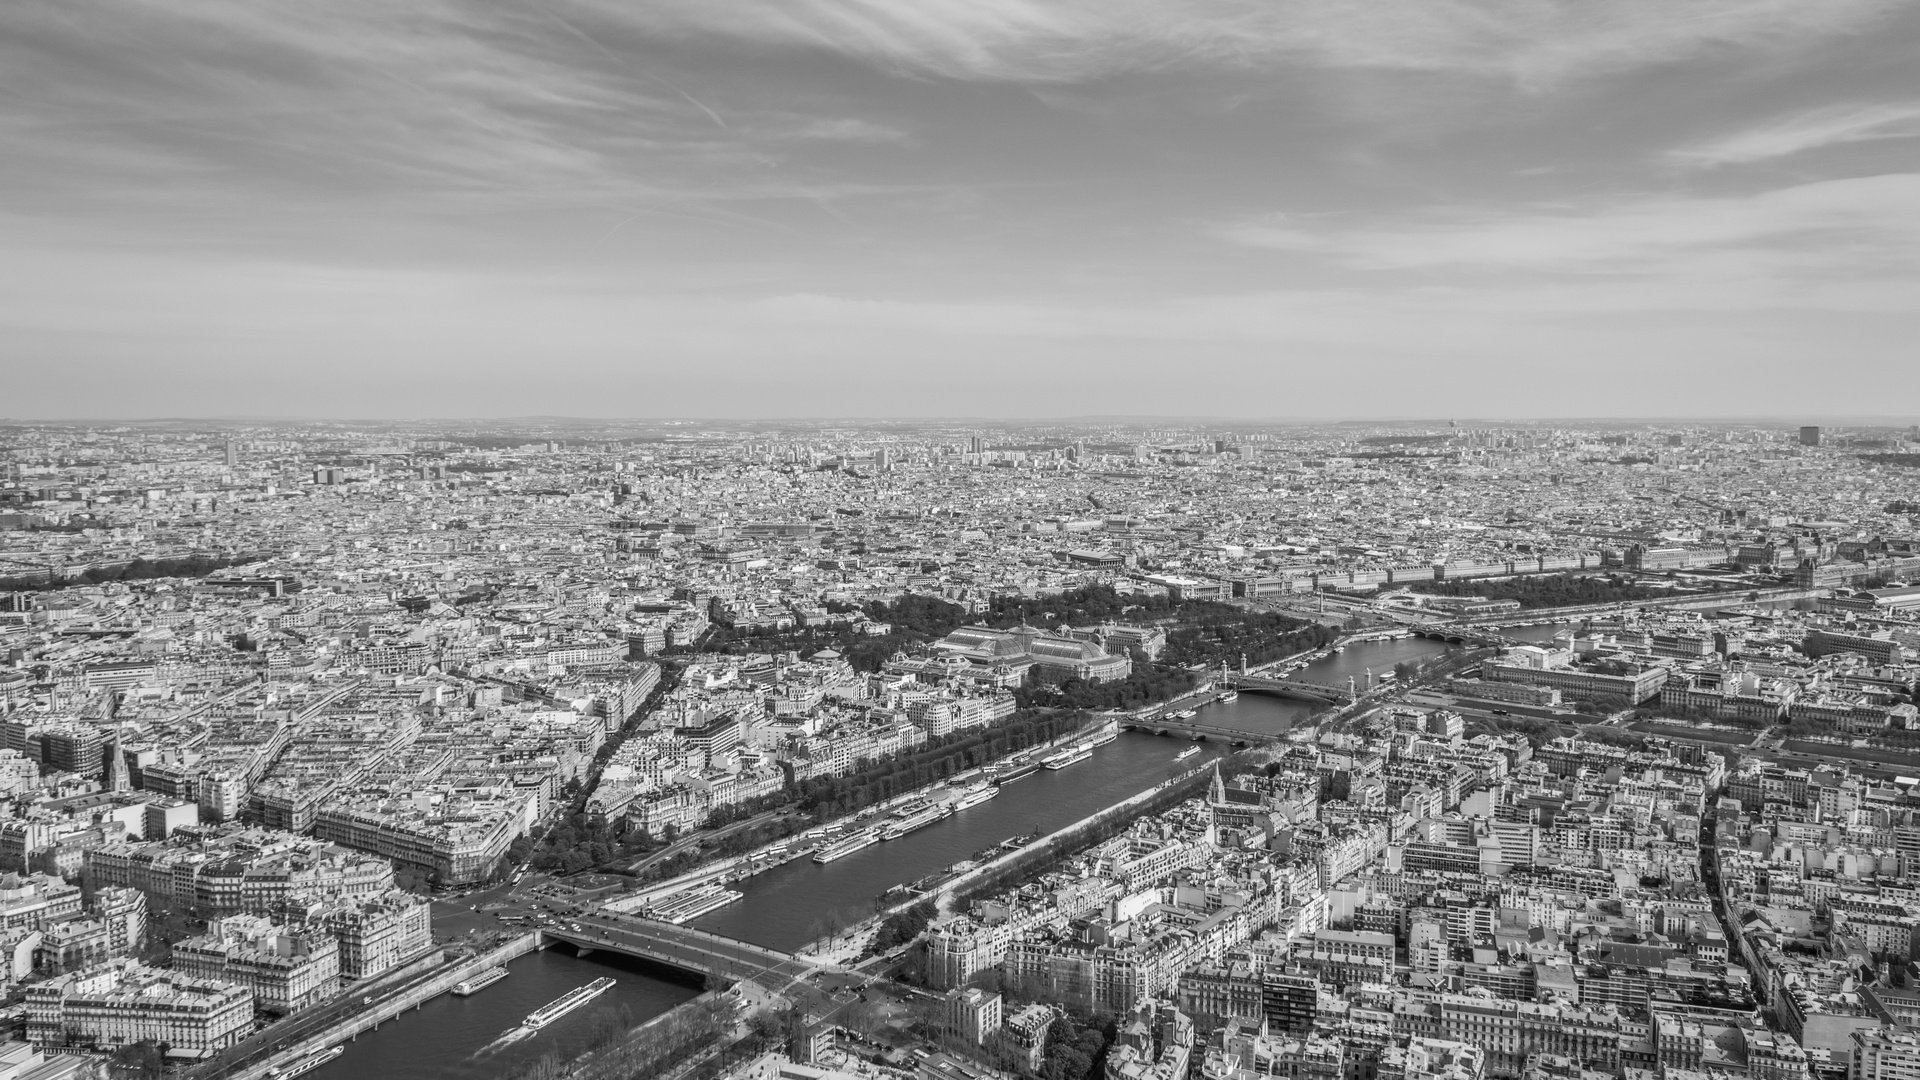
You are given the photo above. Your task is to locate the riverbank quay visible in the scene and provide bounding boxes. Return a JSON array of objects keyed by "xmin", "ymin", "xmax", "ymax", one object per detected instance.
[
  {"xmin": 1442, "ymin": 583, "xmax": 1825, "ymax": 625},
  {"xmin": 1110, "ymin": 636, "xmax": 1355, "ymax": 727},
  {"xmin": 556, "ymin": 938, "xmax": 875, "ymax": 1080},
  {"xmin": 191, "ymin": 933, "xmax": 545, "ymax": 1080},
  {"xmin": 798, "ymin": 754, "xmax": 1240, "ymax": 966},
  {"xmin": 610, "ymin": 711, "xmax": 1108, "ymax": 913},
  {"xmin": 599, "ymin": 634, "xmax": 1379, "ymax": 916},
  {"xmin": 558, "ymin": 988, "xmax": 732, "ymax": 1080}
]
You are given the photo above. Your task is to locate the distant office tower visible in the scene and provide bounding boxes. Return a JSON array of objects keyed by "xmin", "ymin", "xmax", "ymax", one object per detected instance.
[
  {"xmin": 968, "ymin": 436, "xmax": 984, "ymax": 455},
  {"xmin": 224, "ymin": 440, "xmax": 237, "ymax": 468},
  {"xmin": 1800, "ymin": 426, "xmax": 1821, "ymax": 446}
]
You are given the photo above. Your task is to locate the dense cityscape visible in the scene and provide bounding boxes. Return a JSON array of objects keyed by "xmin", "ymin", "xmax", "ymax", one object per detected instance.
[{"xmin": 0, "ymin": 419, "xmax": 1916, "ymax": 1080}]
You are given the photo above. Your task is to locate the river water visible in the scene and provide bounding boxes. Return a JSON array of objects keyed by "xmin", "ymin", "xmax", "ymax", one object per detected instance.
[
  {"xmin": 688, "ymin": 732, "xmax": 1234, "ymax": 952},
  {"xmin": 690, "ymin": 632, "xmax": 1504, "ymax": 950},
  {"xmin": 310, "ymin": 630, "xmax": 1523, "ymax": 1077},
  {"xmin": 310, "ymin": 946, "xmax": 700, "ymax": 1080}
]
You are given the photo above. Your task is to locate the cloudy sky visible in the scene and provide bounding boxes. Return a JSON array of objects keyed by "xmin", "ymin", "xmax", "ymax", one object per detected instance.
[{"xmin": 4, "ymin": 0, "xmax": 1918, "ymax": 419}]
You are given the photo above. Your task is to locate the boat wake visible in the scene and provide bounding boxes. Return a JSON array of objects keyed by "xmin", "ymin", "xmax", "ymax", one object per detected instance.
[{"xmin": 472, "ymin": 1026, "xmax": 534, "ymax": 1056}]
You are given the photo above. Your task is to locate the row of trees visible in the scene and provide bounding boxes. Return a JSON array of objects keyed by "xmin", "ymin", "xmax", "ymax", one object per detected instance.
[
  {"xmin": 517, "ymin": 589, "xmax": 1331, "ymax": 878},
  {"xmin": 508, "ymin": 804, "xmax": 661, "ymax": 876},
  {"xmin": 1160, "ymin": 610, "xmax": 1338, "ymax": 668},
  {"xmin": 1015, "ymin": 666, "xmax": 1198, "ymax": 711},
  {"xmin": 0, "ymin": 551, "xmax": 266, "ymax": 593},
  {"xmin": 700, "ymin": 593, "xmax": 972, "ymax": 672},
  {"xmin": 946, "ymin": 758, "xmax": 1230, "ymax": 911},
  {"xmin": 789, "ymin": 710, "xmax": 1094, "ymax": 819},
  {"xmin": 1571, "ymin": 695, "xmax": 1634, "ymax": 715},
  {"xmin": 976, "ymin": 586, "xmax": 1172, "ymax": 628},
  {"xmin": 1408, "ymin": 572, "xmax": 1669, "ymax": 609},
  {"xmin": 870, "ymin": 898, "xmax": 937, "ymax": 954},
  {"xmin": 519, "ymin": 703, "xmax": 1096, "ymax": 879},
  {"xmin": 708, "ymin": 584, "xmax": 1343, "ymax": 682},
  {"xmin": 505, "ymin": 665, "xmax": 685, "ymax": 877},
  {"xmin": 561, "ymin": 995, "xmax": 733, "ymax": 1080}
]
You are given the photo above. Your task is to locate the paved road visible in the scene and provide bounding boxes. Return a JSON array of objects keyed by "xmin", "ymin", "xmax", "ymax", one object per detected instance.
[
  {"xmin": 626, "ymin": 807, "xmax": 807, "ymax": 875},
  {"xmin": 189, "ymin": 949, "xmax": 464, "ymax": 1079},
  {"xmin": 556, "ymin": 911, "xmax": 809, "ymax": 984}
]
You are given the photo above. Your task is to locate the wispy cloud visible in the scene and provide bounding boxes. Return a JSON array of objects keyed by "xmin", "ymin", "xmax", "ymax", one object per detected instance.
[
  {"xmin": 1668, "ymin": 102, "xmax": 1920, "ymax": 167},
  {"xmin": 782, "ymin": 118, "xmax": 915, "ymax": 144},
  {"xmin": 619, "ymin": 0, "xmax": 1903, "ymax": 86},
  {"xmin": 0, "ymin": 0, "xmax": 932, "ymax": 223},
  {"xmin": 1223, "ymin": 174, "xmax": 1920, "ymax": 280},
  {"xmin": 0, "ymin": 0, "xmax": 1903, "ymax": 227},
  {"xmin": 2, "ymin": 0, "xmax": 1916, "ymax": 420}
]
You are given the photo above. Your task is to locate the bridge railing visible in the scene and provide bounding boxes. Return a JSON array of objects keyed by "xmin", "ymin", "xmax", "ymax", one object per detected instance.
[
  {"xmin": 590, "ymin": 912, "xmax": 792, "ymax": 959},
  {"xmin": 556, "ymin": 916, "xmax": 817, "ymax": 982}
]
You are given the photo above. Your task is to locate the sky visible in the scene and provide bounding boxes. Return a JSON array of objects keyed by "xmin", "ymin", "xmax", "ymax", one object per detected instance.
[{"xmin": 3, "ymin": 0, "xmax": 1919, "ymax": 420}]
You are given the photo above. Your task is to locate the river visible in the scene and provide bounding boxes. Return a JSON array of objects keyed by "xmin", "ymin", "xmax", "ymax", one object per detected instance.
[
  {"xmin": 310, "ymin": 630, "xmax": 1535, "ymax": 1077},
  {"xmin": 688, "ymin": 731, "xmax": 1236, "ymax": 952},
  {"xmin": 310, "ymin": 946, "xmax": 700, "ymax": 1080},
  {"xmin": 691, "ymin": 634, "xmax": 1527, "ymax": 949}
]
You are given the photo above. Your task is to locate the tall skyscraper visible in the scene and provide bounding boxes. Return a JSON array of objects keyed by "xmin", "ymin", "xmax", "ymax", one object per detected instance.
[
  {"xmin": 1800, "ymin": 426, "xmax": 1821, "ymax": 446},
  {"xmin": 224, "ymin": 439, "xmax": 238, "ymax": 468}
]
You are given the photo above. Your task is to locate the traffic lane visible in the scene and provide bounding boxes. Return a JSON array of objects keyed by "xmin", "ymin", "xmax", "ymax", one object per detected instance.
[
  {"xmin": 429, "ymin": 880, "xmax": 522, "ymax": 937},
  {"xmin": 628, "ymin": 806, "xmax": 803, "ymax": 872},
  {"xmin": 577, "ymin": 912, "xmax": 785, "ymax": 958},
  {"xmin": 198, "ymin": 958, "xmax": 460, "ymax": 1076},
  {"xmin": 561, "ymin": 911, "xmax": 805, "ymax": 976},
  {"xmin": 554, "ymin": 924, "xmax": 770, "ymax": 971},
  {"xmin": 586, "ymin": 935, "xmax": 773, "ymax": 974}
]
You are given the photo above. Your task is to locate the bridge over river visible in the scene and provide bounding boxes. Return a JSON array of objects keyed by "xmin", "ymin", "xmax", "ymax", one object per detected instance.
[
  {"xmin": 1220, "ymin": 672, "xmax": 1356, "ymax": 704},
  {"xmin": 543, "ymin": 910, "xmax": 840, "ymax": 986},
  {"xmin": 1406, "ymin": 627, "xmax": 1519, "ymax": 647},
  {"xmin": 1119, "ymin": 716, "xmax": 1285, "ymax": 744}
]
